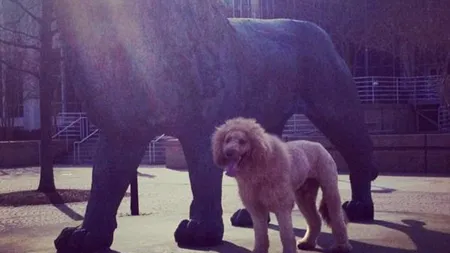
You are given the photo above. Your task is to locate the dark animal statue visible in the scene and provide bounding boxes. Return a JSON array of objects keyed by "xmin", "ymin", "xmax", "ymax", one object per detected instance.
[{"xmin": 53, "ymin": 0, "xmax": 377, "ymax": 252}]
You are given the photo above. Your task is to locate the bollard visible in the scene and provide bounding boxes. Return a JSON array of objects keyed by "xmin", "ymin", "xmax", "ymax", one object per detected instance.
[{"xmin": 130, "ymin": 171, "xmax": 139, "ymax": 215}]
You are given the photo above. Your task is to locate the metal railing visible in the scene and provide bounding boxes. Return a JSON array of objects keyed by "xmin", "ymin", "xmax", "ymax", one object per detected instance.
[
  {"xmin": 53, "ymin": 113, "xmax": 91, "ymax": 140},
  {"xmin": 73, "ymin": 129, "xmax": 99, "ymax": 164},
  {"xmin": 354, "ymin": 75, "xmax": 442, "ymax": 105},
  {"xmin": 149, "ymin": 134, "xmax": 166, "ymax": 164},
  {"xmin": 438, "ymin": 106, "xmax": 450, "ymax": 132},
  {"xmin": 52, "ymin": 117, "xmax": 85, "ymax": 151},
  {"xmin": 283, "ymin": 76, "xmax": 449, "ymax": 137}
]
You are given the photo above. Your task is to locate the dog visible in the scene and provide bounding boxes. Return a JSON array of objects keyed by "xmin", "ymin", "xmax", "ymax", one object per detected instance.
[{"xmin": 211, "ymin": 117, "xmax": 352, "ymax": 253}]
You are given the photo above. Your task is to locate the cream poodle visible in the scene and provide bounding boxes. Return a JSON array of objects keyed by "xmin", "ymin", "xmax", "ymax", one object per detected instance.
[{"xmin": 211, "ymin": 117, "xmax": 352, "ymax": 253}]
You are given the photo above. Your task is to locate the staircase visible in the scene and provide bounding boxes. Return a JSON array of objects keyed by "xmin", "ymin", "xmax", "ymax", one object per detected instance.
[
  {"xmin": 52, "ymin": 113, "xmax": 171, "ymax": 165},
  {"xmin": 70, "ymin": 131, "xmax": 170, "ymax": 165},
  {"xmin": 282, "ymin": 114, "xmax": 322, "ymax": 141}
]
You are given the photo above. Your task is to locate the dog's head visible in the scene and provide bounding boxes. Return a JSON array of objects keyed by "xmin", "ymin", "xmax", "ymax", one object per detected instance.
[{"xmin": 211, "ymin": 117, "xmax": 270, "ymax": 177}]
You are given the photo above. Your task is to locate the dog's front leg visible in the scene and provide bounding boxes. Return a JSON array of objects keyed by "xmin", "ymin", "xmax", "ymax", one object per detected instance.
[
  {"xmin": 247, "ymin": 206, "xmax": 270, "ymax": 253},
  {"xmin": 274, "ymin": 209, "xmax": 297, "ymax": 253}
]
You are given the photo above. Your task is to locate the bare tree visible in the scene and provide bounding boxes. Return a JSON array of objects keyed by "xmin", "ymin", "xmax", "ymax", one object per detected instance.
[{"xmin": 0, "ymin": 0, "xmax": 59, "ymax": 192}]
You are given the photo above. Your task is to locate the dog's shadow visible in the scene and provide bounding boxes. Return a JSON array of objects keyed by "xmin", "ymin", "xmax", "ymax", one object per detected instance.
[{"xmin": 269, "ymin": 219, "xmax": 450, "ymax": 253}]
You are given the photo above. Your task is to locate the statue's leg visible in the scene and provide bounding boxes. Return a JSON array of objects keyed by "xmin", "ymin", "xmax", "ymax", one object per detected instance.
[
  {"xmin": 230, "ymin": 119, "xmax": 288, "ymax": 228},
  {"xmin": 300, "ymin": 60, "xmax": 378, "ymax": 221},
  {"xmin": 304, "ymin": 94, "xmax": 377, "ymax": 222},
  {"xmin": 54, "ymin": 132, "xmax": 148, "ymax": 253},
  {"xmin": 174, "ymin": 131, "xmax": 224, "ymax": 247}
]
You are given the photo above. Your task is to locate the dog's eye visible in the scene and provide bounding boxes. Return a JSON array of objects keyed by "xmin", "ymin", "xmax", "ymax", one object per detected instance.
[
  {"xmin": 238, "ymin": 139, "xmax": 246, "ymax": 145},
  {"xmin": 225, "ymin": 137, "xmax": 232, "ymax": 143}
]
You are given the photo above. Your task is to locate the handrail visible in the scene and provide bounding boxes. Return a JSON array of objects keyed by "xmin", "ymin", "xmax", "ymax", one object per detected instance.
[
  {"xmin": 151, "ymin": 134, "xmax": 166, "ymax": 143},
  {"xmin": 415, "ymin": 108, "xmax": 439, "ymax": 128},
  {"xmin": 354, "ymin": 75, "xmax": 442, "ymax": 105},
  {"xmin": 52, "ymin": 117, "xmax": 84, "ymax": 139},
  {"xmin": 353, "ymin": 75, "xmax": 442, "ymax": 80},
  {"xmin": 149, "ymin": 134, "xmax": 167, "ymax": 164},
  {"xmin": 73, "ymin": 129, "xmax": 99, "ymax": 164},
  {"xmin": 76, "ymin": 129, "xmax": 99, "ymax": 145},
  {"xmin": 438, "ymin": 106, "xmax": 450, "ymax": 132}
]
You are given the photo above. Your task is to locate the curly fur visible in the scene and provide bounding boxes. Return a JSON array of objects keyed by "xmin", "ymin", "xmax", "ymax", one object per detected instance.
[{"xmin": 212, "ymin": 117, "xmax": 352, "ymax": 253}]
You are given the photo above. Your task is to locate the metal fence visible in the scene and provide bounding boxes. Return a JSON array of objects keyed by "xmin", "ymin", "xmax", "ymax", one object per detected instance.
[
  {"xmin": 438, "ymin": 106, "xmax": 450, "ymax": 132},
  {"xmin": 284, "ymin": 76, "xmax": 449, "ymax": 138},
  {"xmin": 354, "ymin": 75, "xmax": 442, "ymax": 105}
]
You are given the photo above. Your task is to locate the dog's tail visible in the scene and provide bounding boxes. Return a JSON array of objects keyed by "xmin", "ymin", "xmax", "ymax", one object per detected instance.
[{"xmin": 318, "ymin": 197, "xmax": 349, "ymax": 227}]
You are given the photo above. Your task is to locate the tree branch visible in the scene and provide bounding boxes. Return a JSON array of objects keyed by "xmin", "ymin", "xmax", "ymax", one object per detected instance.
[
  {"xmin": 0, "ymin": 23, "xmax": 39, "ymax": 40},
  {"xmin": 0, "ymin": 37, "xmax": 40, "ymax": 50},
  {"xmin": 8, "ymin": 0, "xmax": 43, "ymax": 24},
  {"xmin": 0, "ymin": 58, "xmax": 40, "ymax": 79}
]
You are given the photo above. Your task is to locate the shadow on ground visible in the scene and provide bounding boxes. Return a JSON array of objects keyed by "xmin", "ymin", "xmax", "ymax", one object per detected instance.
[
  {"xmin": 338, "ymin": 179, "xmax": 397, "ymax": 194},
  {"xmin": 269, "ymin": 218, "xmax": 450, "ymax": 253},
  {"xmin": 0, "ymin": 189, "xmax": 90, "ymax": 207},
  {"xmin": 137, "ymin": 171, "xmax": 156, "ymax": 179},
  {"xmin": 373, "ymin": 219, "xmax": 450, "ymax": 253},
  {"xmin": 177, "ymin": 241, "xmax": 251, "ymax": 253},
  {"xmin": 43, "ymin": 191, "xmax": 84, "ymax": 221}
]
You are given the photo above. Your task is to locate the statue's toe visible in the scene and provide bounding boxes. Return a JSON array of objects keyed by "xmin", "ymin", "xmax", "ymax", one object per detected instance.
[
  {"xmin": 342, "ymin": 200, "xmax": 374, "ymax": 223},
  {"xmin": 230, "ymin": 208, "xmax": 270, "ymax": 228},
  {"xmin": 174, "ymin": 219, "xmax": 224, "ymax": 248},
  {"xmin": 54, "ymin": 226, "xmax": 113, "ymax": 253}
]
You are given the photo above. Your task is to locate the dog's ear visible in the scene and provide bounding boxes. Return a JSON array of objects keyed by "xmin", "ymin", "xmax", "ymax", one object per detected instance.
[
  {"xmin": 211, "ymin": 126, "xmax": 228, "ymax": 167},
  {"xmin": 248, "ymin": 127, "xmax": 271, "ymax": 168}
]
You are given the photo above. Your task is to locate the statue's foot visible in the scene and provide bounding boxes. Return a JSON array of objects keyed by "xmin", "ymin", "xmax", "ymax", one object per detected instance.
[
  {"xmin": 174, "ymin": 219, "xmax": 224, "ymax": 248},
  {"xmin": 342, "ymin": 200, "xmax": 374, "ymax": 223},
  {"xmin": 54, "ymin": 226, "xmax": 113, "ymax": 253},
  {"xmin": 230, "ymin": 208, "xmax": 271, "ymax": 228},
  {"xmin": 370, "ymin": 169, "xmax": 379, "ymax": 181}
]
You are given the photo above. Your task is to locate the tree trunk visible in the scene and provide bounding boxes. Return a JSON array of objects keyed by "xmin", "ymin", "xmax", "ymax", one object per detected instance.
[{"xmin": 37, "ymin": 0, "xmax": 56, "ymax": 192}]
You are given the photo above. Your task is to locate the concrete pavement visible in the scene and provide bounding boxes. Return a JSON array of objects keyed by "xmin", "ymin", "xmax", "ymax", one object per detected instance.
[{"xmin": 0, "ymin": 166, "xmax": 450, "ymax": 253}]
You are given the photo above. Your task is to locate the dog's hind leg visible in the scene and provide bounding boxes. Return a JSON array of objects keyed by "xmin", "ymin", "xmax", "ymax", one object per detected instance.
[
  {"xmin": 246, "ymin": 206, "xmax": 270, "ymax": 253},
  {"xmin": 318, "ymin": 171, "xmax": 352, "ymax": 252},
  {"xmin": 295, "ymin": 178, "xmax": 321, "ymax": 250},
  {"xmin": 274, "ymin": 209, "xmax": 297, "ymax": 253}
]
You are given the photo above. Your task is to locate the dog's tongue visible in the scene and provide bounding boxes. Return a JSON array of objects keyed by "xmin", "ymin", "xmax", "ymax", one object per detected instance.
[{"xmin": 225, "ymin": 162, "xmax": 238, "ymax": 177}]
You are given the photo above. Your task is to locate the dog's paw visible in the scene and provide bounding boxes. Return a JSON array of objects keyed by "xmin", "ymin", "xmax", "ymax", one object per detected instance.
[
  {"xmin": 342, "ymin": 200, "xmax": 374, "ymax": 223},
  {"xmin": 54, "ymin": 226, "xmax": 113, "ymax": 253},
  {"xmin": 297, "ymin": 238, "xmax": 316, "ymax": 250},
  {"xmin": 230, "ymin": 209, "xmax": 271, "ymax": 228},
  {"xmin": 326, "ymin": 243, "xmax": 352, "ymax": 253},
  {"xmin": 174, "ymin": 219, "xmax": 224, "ymax": 248}
]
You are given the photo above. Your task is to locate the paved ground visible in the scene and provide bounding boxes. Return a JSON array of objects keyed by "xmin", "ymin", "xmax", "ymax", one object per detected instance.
[{"xmin": 0, "ymin": 166, "xmax": 450, "ymax": 253}]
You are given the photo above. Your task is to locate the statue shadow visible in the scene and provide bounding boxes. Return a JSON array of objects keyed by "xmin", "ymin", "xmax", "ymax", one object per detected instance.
[
  {"xmin": 104, "ymin": 241, "xmax": 251, "ymax": 253},
  {"xmin": 137, "ymin": 171, "xmax": 156, "ymax": 179},
  {"xmin": 373, "ymin": 219, "xmax": 450, "ymax": 253},
  {"xmin": 177, "ymin": 241, "xmax": 252, "ymax": 253},
  {"xmin": 269, "ymin": 219, "xmax": 450, "ymax": 253},
  {"xmin": 370, "ymin": 185, "xmax": 396, "ymax": 194},
  {"xmin": 338, "ymin": 179, "xmax": 396, "ymax": 194},
  {"xmin": 44, "ymin": 192, "xmax": 84, "ymax": 221}
]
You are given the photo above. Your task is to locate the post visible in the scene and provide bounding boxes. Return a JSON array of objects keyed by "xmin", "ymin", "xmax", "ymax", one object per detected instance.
[
  {"xmin": 364, "ymin": 0, "xmax": 369, "ymax": 76},
  {"xmin": 60, "ymin": 45, "xmax": 66, "ymax": 113},
  {"xmin": 130, "ymin": 170, "xmax": 139, "ymax": 216},
  {"xmin": 250, "ymin": 0, "xmax": 260, "ymax": 18}
]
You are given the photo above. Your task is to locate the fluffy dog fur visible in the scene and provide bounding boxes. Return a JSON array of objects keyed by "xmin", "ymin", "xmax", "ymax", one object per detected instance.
[{"xmin": 212, "ymin": 117, "xmax": 352, "ymax": 253}]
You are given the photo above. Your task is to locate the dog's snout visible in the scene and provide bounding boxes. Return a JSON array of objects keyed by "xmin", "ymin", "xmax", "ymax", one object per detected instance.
[{"xmin": 225, "ymin": 149, "xmax": 234, "ymax": 158}]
